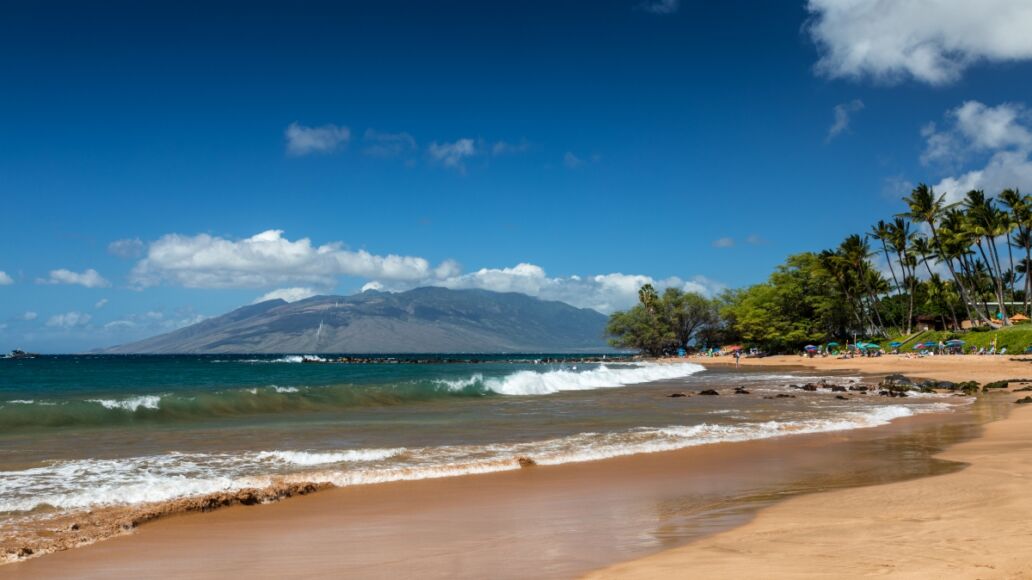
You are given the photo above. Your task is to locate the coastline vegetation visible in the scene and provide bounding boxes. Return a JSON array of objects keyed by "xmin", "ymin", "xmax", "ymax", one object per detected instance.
[{"xmin": 607, "ymin": 184, "xmax": 1032, "ymax": 354}]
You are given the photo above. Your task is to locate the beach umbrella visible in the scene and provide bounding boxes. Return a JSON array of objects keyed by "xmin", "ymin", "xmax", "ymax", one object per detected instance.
[
  {"xmin": 804, "ymin": 345, "xmax": 817, "ymax": 351},
  {"xmin": 725, "ymin": 345, "xmax": 743, "ymax": 352},
  {"xmin": 945, "ymin": 339, "xmax": 965, "ymax": 346},
  {"xmin": 827, "ymin": 342, "xmax": 840, "ymax": 347},
  {"xmin": 889, "ymin": 341, "xmax": 902, "ymax": 347},
  {"xmin": 913, "ymin": 344, "xmax": 927, "ymax": 350}
]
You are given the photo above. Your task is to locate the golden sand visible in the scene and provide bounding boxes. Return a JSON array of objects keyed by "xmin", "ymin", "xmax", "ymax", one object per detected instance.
[{"xmin": 590, "ymin": 355, "xmax": 1032, "ymax": 579}]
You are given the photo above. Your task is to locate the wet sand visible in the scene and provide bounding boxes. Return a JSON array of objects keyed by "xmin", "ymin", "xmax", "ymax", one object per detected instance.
[
  {"xmin": 590, "ymin": 355, "xmax": 1032, "ymax": 579},
  {"xmin": 0, "ymin": 402, "xmax": 999, "ymax": 576}
]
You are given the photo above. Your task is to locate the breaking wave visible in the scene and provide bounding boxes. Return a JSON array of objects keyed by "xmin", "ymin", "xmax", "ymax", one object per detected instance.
[
  {"xmin": 0, "ymin": 403, "xmax": 947, "ymax": 514},
  {"xmin": 0, "ymin": 363, "xmax": 704, "ymax": 430}
]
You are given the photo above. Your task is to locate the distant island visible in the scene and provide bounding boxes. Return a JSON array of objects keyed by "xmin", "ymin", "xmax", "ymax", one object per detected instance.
[{"xmin": 100, "ymin": 287, "xmax": 611, "ymax": 354}]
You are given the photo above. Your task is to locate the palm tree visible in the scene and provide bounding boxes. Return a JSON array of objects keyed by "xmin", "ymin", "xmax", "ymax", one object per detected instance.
[
  {"xmin": 870, "ymin": 220, "xmax": 904, "ymax": 328},
  {"xmin": 901, "ymin": 184, "xmax": 985, "ymax": 325},
  {"xmin": 1001, "ymin": 188, "xmax": 1031, "ymax": 314},
  {"xmin": 962, "ymin": 190, "xmax": 1010, "ymax": 324},
  {"xmin": 638, "ymin": 284, "xmax": 659, "ymax": 314},
  {"xmin": 887, "ymin": 218, "xmax": 917, "ymax": 334},
  {"xmin": 912, "ymin": 235, "xmax": 960, "ymax": 329}
]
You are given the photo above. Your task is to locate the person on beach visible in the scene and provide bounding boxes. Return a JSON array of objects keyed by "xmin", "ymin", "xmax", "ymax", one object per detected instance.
[{"xmin": 734, "ymin": 349, "xmax": 741, "ymax": 368}]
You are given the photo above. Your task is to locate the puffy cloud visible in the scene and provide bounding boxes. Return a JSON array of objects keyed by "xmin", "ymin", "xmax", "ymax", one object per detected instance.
[
  {"xmin": 46, "ymin": 311, "xmax": 91, "ymax": 328},
  {"xmin": 374, "ymin": 263, "xmax": 724, "ymax": 314},
  {"xmin": 921, "ymin": 101, "xmax": 1032, "ymax": 202},
  {"xmin": 254, "ymin": 287, "xmax": 318, "ymax": 304},
  {"xmin": 491, "ymin": 140, "xmax": 530, "ymax": 156},
  {"xmin": 108, "ymin": 238, "xmax": 144, "ymax": 258},
  {"xmin": 103, "ymin": 309, "xmax": 208, "ymax": 333},
  {"xmin": 362, "ymin": 129, "xmax": 417, "ymax": 157},
  {"xmin": 0, "ymin": 271, "xmax": 12, "ymax": 285},
  {"xmin": 807, "ymin": 0, "xmax": 1032, "ymax": 85},
  {"xmin": 129, "ymin": 229, "xmax": 451, "ymax": 289},
  {"xmin": 563, "ymin": 152, "xmax": 583, "ymax": 169},
  {"xmin": 712, "ymin": 237, "xmax": 735, "ymax": 249},
  {"xmin": 285, "ymin": 122, "xmax": 350, "ymax": 156},
  {"xmin": 827, "ymin": 99, "xmax": 864, "ymax": 141},
  {"xmin": 38, "ymin": 268, "xmax": 111, "ymax": 288},
  {"xmin": 21, "ymin": 311, "xmax": 38, "ymax": 321},
  {"xmin": 95, "ymin": 298, "xmax": 108, "ymax": 309},
  {"xmin": 428, "ymin": 138, "xmax": 477, "ymax": 171},
  {"xmin": 639, "ymin": 0, "xmax": 679, "ymax": 14}
]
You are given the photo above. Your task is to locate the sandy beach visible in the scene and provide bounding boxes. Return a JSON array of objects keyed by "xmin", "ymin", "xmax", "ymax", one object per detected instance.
[
  {"xmin": 591, "ymin": 355, "xmax": 1032, "ymax": 579},
  {"xmin": 3, "ymin": 355, "xmax": 1031, "ymax": 578}
]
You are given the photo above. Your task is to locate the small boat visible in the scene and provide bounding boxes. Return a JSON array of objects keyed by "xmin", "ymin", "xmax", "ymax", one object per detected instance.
[{"xmin": 4, "ymin": 349, "xmax": 39, "ymax": 360}]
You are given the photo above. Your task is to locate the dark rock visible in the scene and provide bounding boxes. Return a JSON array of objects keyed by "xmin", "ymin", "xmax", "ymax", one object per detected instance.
[
  {"xmin": 801, "ymin": 384, "xmax": 819, "ymax": 391},
  {"xmin": 1015, "ymin": 396, "xmax": 1032, "ymax": 405},
  {"xmin": 835, "ymin": 395, "xmax": 850, "ymax": 400},
  {"xmin": 667, "ymin": 393, "xmax": 688, "ymax": 398},
  {"xmin": 830, "ymin": 385, "xmax": 847, "ymax": 392},
  {"xmin": 16, "ymin": 547, "xmax": 33, "ymax": 558},
  {"xmin": 68, "ymin": 523, "xmax": 79, "ymax": 531},
  {"xmin": 1014, "ymin": 386, "xmax": 1032, "ymax": 392},
  {"xmin": 699, "ymin": 389, "xmax": 720, "ymax": 396},
  {"xmin": 775, "ymin": 394, "xmax": 796, "ymax": 398},
  {"xmin": 982, "ymin": 381, "xmax": 1010, "ymax": 392},
  {"xmin": 517, "ymin": 456, "xmax": 537, "ymax": 467},
  {"xmin": 734, "ymin": 387, "xmax": 750, "ymax": 395}
]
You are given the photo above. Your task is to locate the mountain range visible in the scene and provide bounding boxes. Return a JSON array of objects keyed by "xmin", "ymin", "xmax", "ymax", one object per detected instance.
[{"xmin": 101, "ymin": 287, "xmax": 611, "ymax": 353}]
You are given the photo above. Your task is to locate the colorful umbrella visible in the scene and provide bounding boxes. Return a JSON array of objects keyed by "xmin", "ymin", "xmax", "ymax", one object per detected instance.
[
  {"xmin": 827, "ymin": 342, "xmax": 840, "ymax": 347},
  {"xmin": 804, "ymin": 345, "xmax": 818, "ymax": 351},
  {"xmin": 889, "ymin": 341, "xmax": 902, "ymax": 347},
  {"xmin": 913, "ymin": 344, "xmax": 927, "ymax": 350}
]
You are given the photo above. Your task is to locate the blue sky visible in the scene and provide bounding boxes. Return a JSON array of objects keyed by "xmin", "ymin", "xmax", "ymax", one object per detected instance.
[{"xmin": 4, "ymin": 0, "xmax": 1032, "ymax": 351}]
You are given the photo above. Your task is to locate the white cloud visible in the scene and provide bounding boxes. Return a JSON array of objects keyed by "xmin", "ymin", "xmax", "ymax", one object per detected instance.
[
  {"xmin": 362, "ymin": 129, "xmax": 417, "ymax": 157},
  {"xmin": 428, "ymin": 138, "xmax": 477, "ymax": 171},
  {"xmin": 21, "ymin": 311, "xmax": 38, "ymax": 321},
  {"xmin": 103, "ymin": 309, "xmax": 208, "ymax": 333},
  {"xmin": 361, "ymin": 281, "xmax": 385, "ymax": 292},
  {"xmin": 745, "ymin": 234, "xmax": 767, "ymax": 245},
  {"xmin": 285, "ymin": 122, "xmax": 351, "ymax": 156},
  {"xmin": 129, "ymin": 229, "xmax": 451, "ymax": 289},
  {"xmin": 921, "ymin": 101, "xmax": 1032, "ymax": 202},
  {"xmin": 108, "ymin": 238, "xmax": 144, "ymax": 258},
  {"xmin": 639, "ymin": 0, "xmax": 679, "ymax": 15},
  {"xmin": 95, "ymin": 298, "xmax": 108, "ymax": 309},
  {"xmin": 38, "ymin": 268, "xmax": 111, "ymax": 288},
  {"xmin": 46, "ymin": 311, "xmax": 91, "ymax": 328},
  {"xmin": 254, "ymin": 287, "xmax": 318, "ymax": 304},
  {"xmin": 491, "ymin": 140, "xmax": 530, "ymax": 156},
  {"xmin": 372, "ymin": 263, "xmax": 724, "ymax": 314},
  {"xmin": 807, "ymin": 0, "xmax": 1032, "ymax": 85},
  {"xmin": 563, "ymin": 152, "xmax": 583, "ymax": 169},
  {"xmin": 712, "ymin": 237, "xmax": 735, "ymax": 249},
  {"xmin": 0, "ymin": 271, "xmax": 12, "ymax": 285},
  {"xmin": 827, "ymin": 99, "xmax": 864, "ymax": 141}
]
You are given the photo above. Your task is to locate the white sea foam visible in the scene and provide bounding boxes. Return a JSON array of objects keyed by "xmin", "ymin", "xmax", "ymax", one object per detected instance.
[
  {"xmin": 437, "ymin": 362, "xmax": 706, "ymax": 396},
  {"xmin": 272, "ymin": 386, "xmax": 300, "ymax": 393},
  {"xmin": 0, "ymin": 399, "xmax": 958, "ymax": 515},
  {"xmin": 86, "ymin": 395, "xmax": 162, "ymax": 412},
  {"xmin": 254, "ymin": 449, "xmax": 404, "ymax": 466}
]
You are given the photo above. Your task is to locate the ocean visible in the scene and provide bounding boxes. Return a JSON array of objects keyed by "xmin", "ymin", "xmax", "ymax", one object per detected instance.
[{"xmin": 0, "ymin": 354, "xmax": 971, "ymax": 557}]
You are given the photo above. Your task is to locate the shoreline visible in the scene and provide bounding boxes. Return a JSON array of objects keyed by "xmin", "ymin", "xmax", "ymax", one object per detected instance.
[
  {"xmin": 589, "ymin": 355, "xmax": 1032, "ymax": 579},
  {"xmin": 1, "ymin": 356, "xmax": 1024, "ymax": 577}
]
